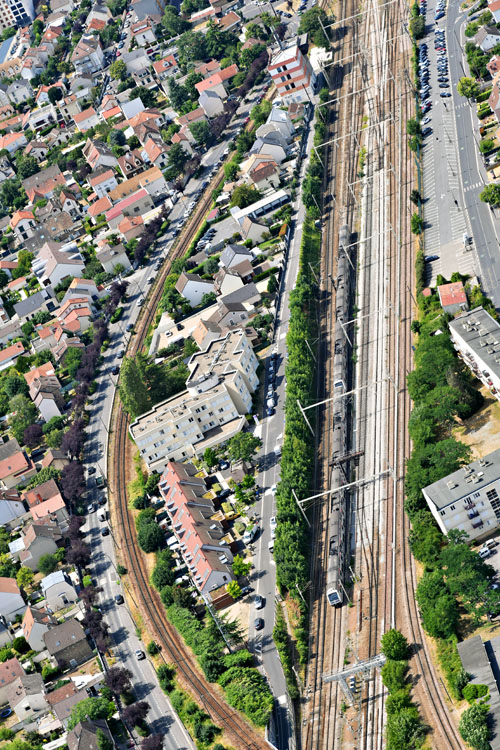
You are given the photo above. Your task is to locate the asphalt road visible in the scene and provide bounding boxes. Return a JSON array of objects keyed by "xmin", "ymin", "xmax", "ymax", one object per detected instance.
[
  {"xmin": 246, "ymin": 103, "xmax": 316, "ymax": 750},
  {"xmin": 421, "ymin": 0, "xmax": 500, "ymax": 305},
  {"xmin": 81, "ymin": 260, "xmax": 194, "ymax": 750}
]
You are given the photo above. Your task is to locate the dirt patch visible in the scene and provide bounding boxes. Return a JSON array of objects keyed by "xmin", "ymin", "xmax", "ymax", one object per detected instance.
[
  {"xmin": 454, "ymin": 388, "xmax": 500, "ymax": 458},
  {"xmin": 225, "ymin": 596, "xmax": 251, "ymax": 637}
]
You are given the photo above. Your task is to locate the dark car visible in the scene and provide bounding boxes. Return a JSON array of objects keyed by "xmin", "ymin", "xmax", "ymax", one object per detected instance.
[
  {"xmin": 111, "ymin": 365, "xmax": 120, "ymax": 376},
  {"xmin": 440, "ymin": 92, "xmax": 451, "ymax": 97},
  {"xmin": 422, "ymin": 127, "xmax": 432, "ymax": 137},
  {"xmin": 88, "ymin": 467, "xmax": 96, "ymax": 475},
  {"xmin": 266, "ymin": 407, "xmax": 275, "ymax": 417},
  {"xmin": 219, "ymin": 460, "xmax": 230, "ymax": 470},
  {"xmin": 126, "ymin": 323, "xmax": 134, "ymax": 332},
  {"xmin": 101, "ymin": 527, "xmax": 110, "ymax": 537},
  {"xmin": 424, "ymin": 254, "xmax": 439, "ymax": 262},
  {"xmin": 254, "ymin": 618, "xmax": 264, "ymax": 631},
  {"xmin": 114, "ymin": 594, "xmax": 124, "ymax": 604},
  {"xmin": 117, "ymin": 349, "xmax": 126, "ymax": 358},
  {"xmin": 217, "ymin": 488, "xmax": 233, "ymax": 499},
  {"xmin": 98, "ymin": 496, "xmax": 107, "ymax": 506}
]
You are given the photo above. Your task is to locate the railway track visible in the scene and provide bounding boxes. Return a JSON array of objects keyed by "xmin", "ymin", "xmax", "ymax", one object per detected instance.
[
  {"xmin": 304, "ymin": 0, "xmax": 465, "ymax": 747},
  {"xmin": 303, "ymin": 0, "xmax": 368, "ymax": 747},
  {"xmin": 108, "ymin": 170, "xmax": 269, "ymax": 750}
]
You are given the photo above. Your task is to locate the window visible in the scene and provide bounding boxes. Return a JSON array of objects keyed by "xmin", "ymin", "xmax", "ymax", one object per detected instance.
[
  {"xmin": 450, "ymin": 505, "xmax": 455, "ymax": 511},
  {"xmin": 440, "ymin": 510, "xmax": 446, "ymax": 516},
  {"xmin": 487, "ymin": 488, "xmax": 499, "ymax": 502}
]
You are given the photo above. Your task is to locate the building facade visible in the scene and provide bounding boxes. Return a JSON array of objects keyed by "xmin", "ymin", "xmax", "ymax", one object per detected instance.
[
  {"xmin": 449, "ymin": 307, "xmax": 500, "ymax": 402},
  {"xmin": 423, "ymin": 449, "xmax": 500, "ymax": 542},
  {"xmin": 268, "ymin": 41, "xmax": 316, "ymax": 103}
]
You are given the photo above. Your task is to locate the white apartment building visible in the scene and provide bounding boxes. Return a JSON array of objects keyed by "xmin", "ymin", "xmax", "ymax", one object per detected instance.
[
  {"xmin": 449, "ymin": 307, "xmax": 500, "ymax": 401},
  {"xmin": 423, "ymin": 450, "xmax": 500, "ymax": 542},
  {"xmin": 268, "ymin": 41, "xmax": 316, "ymax": 104},
  {"xmin": 0, "ymin": 0, "xmax": 33, "ymax": 32},
  {"xmin": 130, "ymin": 329, "xmax": 258, "ymax": 472}
]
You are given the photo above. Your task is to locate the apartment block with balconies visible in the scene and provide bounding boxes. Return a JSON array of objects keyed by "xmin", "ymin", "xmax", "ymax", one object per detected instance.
[
  {"xmin": 268, "ymin": 41, "xmax": 316, "ymax": 104},
  {"xmin": 449, "ymin": 307, "xmax": 500, "ymax": 401},
  {"xmin": 423, "ymin": 449, "xmax": 500, "ymax": 542},
  {"xmin": 129, "ymin": 329, "xmax": 258, "ymax": 473}
]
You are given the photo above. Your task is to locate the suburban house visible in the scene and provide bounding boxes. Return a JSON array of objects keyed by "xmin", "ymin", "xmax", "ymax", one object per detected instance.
[
  {"xmin": 83, "ymin": 139, "xmax": 118, "ymax": 171},
  {"xmin": 175, "ymin": 272, "xmax": 214, "ymax": 307},
  {"xmin": 199, "ymin": 89, "xmax": 225, "ymax": 118},
  {"xmin": 13, "ymin": 288, "xmax": 58, "ymax": 323},
  {"xmin": 22, "ymin": 606, "xmax": 57, "ymax": 651},
  {"xmin": 105, "ymin": 189, "xmax": 154, "ymax": 229},
  {"xmin": 32, "ymin": 241, "xmax": 85, "ymax": 288},
  {"xmin": 159, "ymin": 461, "xmax": 234, "ymax": 593},
  {"xmin": 0, "ymin": 442, "xmax": 36, "ymax": 489},
  {"xmin": 96, "ymin": 243, "xmax": 132, "ymax": 274},
  {"xmin": 88, "ymin": 168, "xmax": 118, "ymax": 199},
  {"xmin": 40, "ymin": 570, "xmax": 77, "ymax": 612},
  {"xmin": 0, "ymin": 342, "xmax": 26, "ymax": 374},
  {"xmin": 0, "ymin": 579, "xmax": 26, "ymax": 622},
  {"xmin": 0, "ymin": 131, "xmax": 27, "ymax": 154},
  {"xmin": 9, "ymin": 521, "xmax": 62, "ymax": 571},
  {"xmin": 474, "ymin": 26, "xmax": 500, "ymax": 52},
  {"xmin": 0, "ymin": 489, "xmax": 26, "ymax": 526},
  {"xmin": 107, "ymin": 166, "xmax": 168, "ymax": 202},
  {"xmin": 117, "ymin": 149, "xmax": 147, "ymax": 179},
  {"xmin": 194, "ymin": 63, "xmax": 239, "ymax": 99},
  {"xmin": 47, "ymin": 682, "xmax": 88, "ymax": 726},
  {"xmin": 71, "ymin": 35, "xmax": 105, "ymax": 75},
  {"xmin": 130, "ymin": 329, "xmax": 258, "ymax": 472},
  {"xmin": 67, "ymin": 720, "xmax": 115, "ymax": 750},
  {"xmin": 6, "ymin": 673, "xmax": 48, "ymax": 721},
  {"xmin": 0, "ymin": 659, "xmax": 25, "ymax": 706},
  {"xmin": 22, "ymin": 165, "xmax": 66, "ymax": 203},
  {"xmin": 250, "ymin": 132, "xmax": 288, "ymax": 163},
  {"xmin": 25, "ymin": 480, "xmax": 68, "ymax": 528},
  {"xmin": 73, "ymin": 107, "xmax": 100, "ymax": 133},
  {"xmin": 44, "ymin": 619, "xmax": 93, "ymax": 668},
  {"xmin": 437, "ymin": 281, "xmax": 469, "ymax": 314},
  {"xmin": 247, "ymin": 158, "xmax": 280, "ymax": 190}
]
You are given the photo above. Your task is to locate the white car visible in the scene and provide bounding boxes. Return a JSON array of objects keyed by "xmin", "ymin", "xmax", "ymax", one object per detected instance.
[
  {"xmin": 270, "ymin": 484, "xmax": 277, "ymax": 494},
  {"xmin": 270, "ymin": 516, "xmax": 277, "ymax": 531}
]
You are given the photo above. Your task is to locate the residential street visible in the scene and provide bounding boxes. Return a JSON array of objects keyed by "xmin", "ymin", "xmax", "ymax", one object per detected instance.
[
  {"xmin": 249, "ymin": 105, "xmax": 316, "ymax": 750},
  {"xmin": 81, "ymin": 260, "xmax": 194, "ymax": 750}
]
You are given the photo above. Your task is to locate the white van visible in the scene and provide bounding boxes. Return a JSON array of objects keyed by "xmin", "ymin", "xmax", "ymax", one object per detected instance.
[{"xmin": 479, "ymin": 546, "xmax": 491, "ymax": 559}]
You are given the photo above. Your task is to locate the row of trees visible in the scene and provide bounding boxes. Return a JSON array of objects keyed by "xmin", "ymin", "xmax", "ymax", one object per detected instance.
[{"xmin": 380, "ymin": 630, "xmax": 425, "ymax": 750}]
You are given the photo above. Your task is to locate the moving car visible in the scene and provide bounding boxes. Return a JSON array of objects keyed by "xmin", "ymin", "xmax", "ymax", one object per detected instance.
[
  {"xmin": 135, "ymin": 650, "xmax": 146, "ymax": 660},
  {"xmin": 255, "ymin": 595, "xmax": 264, "ymax": 609},
  {"xmin": 254, "ymin": 617, "xmax": 264, "ymax": 630}
]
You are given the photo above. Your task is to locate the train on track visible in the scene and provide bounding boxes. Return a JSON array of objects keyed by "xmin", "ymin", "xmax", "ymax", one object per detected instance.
[{"xmin": 326, "ymin": 224, "xmax": 354, "ymax": 607}]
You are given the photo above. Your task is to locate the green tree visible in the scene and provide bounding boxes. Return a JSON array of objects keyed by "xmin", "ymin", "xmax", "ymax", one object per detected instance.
[
  {"xmin": 166, "ymin": 143, "xmax": 190, "ymax": 178},
  {"xmin": 162, "ymin": 4, "xmax": 190, "ymax": 36},
  {"xmin": 267, "ymin": 274, "xmax": 278, "ymax": 294},
  {"xmin": 189, "ymin": 120, "xmax": 213, "ymax": 147},
  {"xmin": 109, "ymin": 59, "xmax": 127, "ymax": 80},
  {"xmin": 410, "ymin": 212, "xmax": 424, "ymax": 234},
  {"xmin": 119, "ymin": 356, "xmax": 151, "ymax": 419},
  {"xmin": 230, "ymin": 185, "xmax": 261, "ymax": 209},
  {"xmin": 177, "ymin": 30, "xmax": 207, "ymax": 63},
  {"xmin": 96, "ymin": 729, "xmax": 114, "ymax": 750},
  {"xmin": 415, "ymin": 570, "xmax": 459, "ymax": 638},
  {"xmin": 380, "ymin": 629, "xmax": 410, "ymax": 661},
  {"xmin": 203, "ymin": 447, "xmax": 217, "ymax": 470},
  {"xmin": 381, "ymin": 660, "xmax": 407, "ymax": 693},
  {"xmin": 457, "ymin": 76, "xmax": 480, "ymax": 99},
  {"xmin": 137, "ymin": 521, "xmax": 164, "ymax": 553},
  {"xmin": 479, "ymin": 138, "xmax": 495, "ymax": 154},
  {"xmin": 406, "ymin": 118, "xmax": 420, "ymax": 136},
  {"xmin": 409, "ymin": 15, "xmax": 425, "ymax": 39},
  {"xmin": 13, "ymin": 249, "xmax": 33, "ymax": 279},
  {"xmin": 408, "ymin": 511, "xmax": 443, "ymax": 565},
  {"xmin": 226, "ymin": 580, "xmax": 241, "ymax": 599},
  {"xmin": 108, "ymin": 129, "xmax": 126, "ymax": 147},
  {"xmin": 410, "ymin": 189, "xmax": 421, "ymax": 205},
  {"xmin": 459, "ymin": 702, "xmax": 490, "ymax": 750},
  {"xmin": 480, "ymin": 183, "xmax": 500, "ymax": 207},
  {"xmin": 386, "ymin": 707, "xmax": 426, "ymax": 749},
  {"xmin": 38, "ymin": 553, "xmax": 58, "ymax": 575},
  {"xmin": 227, "ymin": 433, "xmax": 261, "ymax": 462},
  {"xmin": 298, "ymin": 7, "xmax": 330, "ymax": 46},
  {"xmin": 67, "ymin": 697, "xmax": 115, "ymax": 730},
  {"xmin": 9, "ymin": 394, "xmax": 38, "ymax": 444},
  {"xmin": 151, "ymin": 549, "xmax": 175, "ymax": 590},
  {"xmin": 133, "ymin": 86, "xmax": 157, "ymax": 109},
  {"xmin": 47, "ymin": 86, "xmax": 63, "ymax": 105},
  {"xmin": 16, "ymin": 154, "xmax": 39, "ymax": 180},
  {"xmin": 16, "ymin": 567, "xmax": 34, "ymax": 590},
  {"xmin": 232, "ymin": 554, "xmax": 251, "ymax": 577}
]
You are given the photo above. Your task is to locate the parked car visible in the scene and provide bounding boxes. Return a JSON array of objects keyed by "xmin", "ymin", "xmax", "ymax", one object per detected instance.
[
  {"xmin": 255, "ymin": 595, "xmax": 264, "ymax": 610},
  {"xmin": 115, "ymin": 594, "xmax": 124, "ymax": 604},
  {"xmin": 254, "ymin": 617, "xmax": 264, "ymax": 630},
  {"xmin": 135, "ymin": 650, "xmax": 146, "ymax": 660}
]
